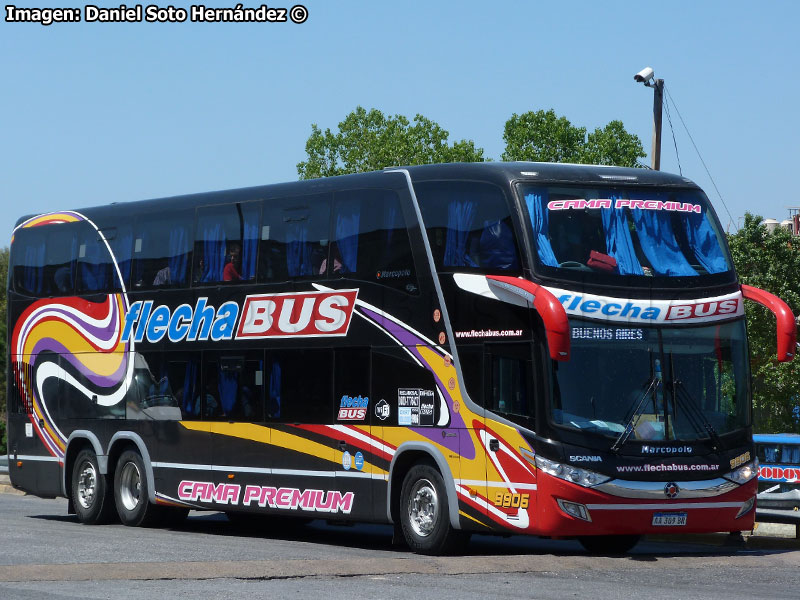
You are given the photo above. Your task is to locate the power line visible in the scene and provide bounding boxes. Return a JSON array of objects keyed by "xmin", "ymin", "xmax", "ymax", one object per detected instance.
[
  {"xmin": 662, "ymin": 92, "xmax": 682, "ymax": 176},
  {"xmin": 664, "ymin": 84, "xmax": 736, "ymax": 229}
]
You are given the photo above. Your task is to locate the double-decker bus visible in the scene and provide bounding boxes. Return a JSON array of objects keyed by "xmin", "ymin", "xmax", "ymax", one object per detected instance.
[{"xmin": 6, "ymin": 162, "xmax": 796, "ymax": 554}]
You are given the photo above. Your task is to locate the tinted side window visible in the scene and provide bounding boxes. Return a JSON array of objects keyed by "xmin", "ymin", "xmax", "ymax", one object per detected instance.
[
  {"xmin": 12, "ymin": 227, "xmax": 48, "ymax": 296},
  {"xmin": 259, "ymin": 194, "xmax": 332, "ymax": 282},
  {"xmin": 127, "ymin": 351, "xmax": 193, "ymax": 421},
  {"xmin": 131, "ymin": 212, "xmax": 193, "ymax": 290},
  {"xmin": 193, "ymin": 202, "xmax": 260, "ymax": 285},
  {"xmin": 416, "ymin": 181, "xmax": 521, "ymax": 272},
  {"xmin": 77, "ymin": 226, "xmax": 121, "ymax": 294},
  {"xmin": 201, "ymin": 353, "xmax": 265, "ymax": 422},
  {"xmin": 330, "ymin": 189, "xmax": 417, "ymax": 291},
  {"xmin": 104, "ymin": 225, "xmax": 134, "ymax": 292},
  {"xmin": 12, "ymin": 224, "xmax": 79, "ymax": 296},
  {"xmin": 266, "ymin": 349, "xmax": 333, "ymax": 424},
  {"xmin": 486, "ymin": 342, "xmax": 535, "ymax": 429}
]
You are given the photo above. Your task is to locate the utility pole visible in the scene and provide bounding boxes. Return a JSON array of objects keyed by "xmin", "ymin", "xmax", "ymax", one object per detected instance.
[
  {"xmin": 651, "ymin": 78, "xmax": 664, "ymax": 171},
  {"xmin": 634, "ymin": 67, "xmax": 664, "ymax": 170}
]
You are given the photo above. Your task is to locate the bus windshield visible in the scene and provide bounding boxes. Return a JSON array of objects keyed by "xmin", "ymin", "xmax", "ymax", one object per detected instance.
[
  {"xmin": 521, "ymin": 184, "xmax": 733, "ymax": 284},
  {"xmin": 550, "ymin": 320, "xmax": 749, "ymax": 445}
]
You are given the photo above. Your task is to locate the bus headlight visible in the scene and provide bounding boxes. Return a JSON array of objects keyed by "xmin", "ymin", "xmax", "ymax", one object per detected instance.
[
  {"xmin": 536, "ymin": 455, "xmax": 610, "ymax": 488},
  {"xmin": 725, "ymin": 461, "xmax": 758, "ymax": 485}
]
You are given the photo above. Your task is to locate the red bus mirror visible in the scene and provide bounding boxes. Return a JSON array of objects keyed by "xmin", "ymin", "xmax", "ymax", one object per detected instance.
[
  {"xmin": 741, "ymin": 284, "xmax": 797, "ymax": 362},
  {"xmin": 486, "ymin": 275, "xmax": 571, "ymax": 361}
]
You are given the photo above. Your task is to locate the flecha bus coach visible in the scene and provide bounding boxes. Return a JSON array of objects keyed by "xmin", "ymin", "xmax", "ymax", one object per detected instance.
[{"xmin": 6, "ymin": 162, "xmax": 795, "ymax": 554}]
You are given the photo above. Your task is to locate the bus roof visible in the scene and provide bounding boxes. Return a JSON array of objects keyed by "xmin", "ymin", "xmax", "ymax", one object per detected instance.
[
  {"xmin": 13, "ymin": 161, "xmax": 700, "ymax": 230},
  {"xmin": 753, "ymin": 433, "xmax": 800, "ymax": 444},
  {"xmin": 399, "ymin": 161, "xmax": 698, "ymax": 187}
]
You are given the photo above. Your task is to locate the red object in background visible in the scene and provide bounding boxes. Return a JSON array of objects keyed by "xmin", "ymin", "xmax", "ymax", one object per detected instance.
[{"xmin": 587, "ymin": 250, "xmax": 618, "ymax": 272}]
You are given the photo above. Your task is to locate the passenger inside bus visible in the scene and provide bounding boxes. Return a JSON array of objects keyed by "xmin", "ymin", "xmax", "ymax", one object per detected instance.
[{"xmin": 223, "ymin": 243, "xmax": 242, "ymax": 281}]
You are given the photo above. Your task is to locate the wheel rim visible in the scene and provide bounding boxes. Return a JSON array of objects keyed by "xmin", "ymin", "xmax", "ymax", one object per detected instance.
[
  {"xmin": 118, "ymin": 461, "xmax": 142, "ymax": 512},
  {"xmin": 407, "ymin": 478, "xmax": 438, "ymax": 537},
  {"xmin": 77, "ymin": 460, "xmax": 97, "ymax": 509}
]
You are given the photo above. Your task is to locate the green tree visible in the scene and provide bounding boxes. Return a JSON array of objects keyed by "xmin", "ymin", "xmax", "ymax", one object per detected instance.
[
  {"xmin": 502, "ymin": 109, "xmax": 646, "ymax": 167},
  {"xmin": 297, "ymin": 106, "xmax": 486, "ymax": 179},
  {"xmin": 728, "ymin": 214, "xmax": 800, "ymax": 432}
]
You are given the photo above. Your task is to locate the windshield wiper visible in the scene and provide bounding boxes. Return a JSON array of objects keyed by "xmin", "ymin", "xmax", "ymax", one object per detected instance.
[
  {"xmin": 670, "ymin": 380, "xmax": 723, "ymax": 451},
  {"xmin": 611, "ymin": 376, "xmax": 661, "ymax": 454}
]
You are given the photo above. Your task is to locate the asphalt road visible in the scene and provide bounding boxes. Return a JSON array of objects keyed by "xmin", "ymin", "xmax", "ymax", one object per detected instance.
[{"xmin": 1, "ymin": 493, "xmax": 799, "ymax": 599}]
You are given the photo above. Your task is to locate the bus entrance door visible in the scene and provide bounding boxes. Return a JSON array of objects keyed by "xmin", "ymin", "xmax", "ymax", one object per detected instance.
[{"xmin": 332, "ymin": 348, "xmax": 375, "ymax": 520}]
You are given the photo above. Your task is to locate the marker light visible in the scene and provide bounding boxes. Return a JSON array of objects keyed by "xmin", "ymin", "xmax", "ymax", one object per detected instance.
[
  {"xmin": 725, "ymin": 461, "xmax": 759, "ymax": 485},
  {"xmin": 735, "ymin": 496, "xmax": 756, "ymax": 519},
  {"xmin": 536, "ymin": 456, "xmax": 610, "ymax": 488}
]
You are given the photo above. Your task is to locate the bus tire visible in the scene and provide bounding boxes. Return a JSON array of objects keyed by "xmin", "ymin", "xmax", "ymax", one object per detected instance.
[
  {"xmin": 399, "ymin": 463, "xmax": 469, "ymax": 555},
  {"xmin": 113, "ymin": 450, "xmax": 163, "ymax": 527},
  {"xmin": 71, "ymin": 449, "xmax": 116, "ymax": 525},
  {"xmin": 578, "ymin": 534, "xmax": 641, "ymax": 554}
]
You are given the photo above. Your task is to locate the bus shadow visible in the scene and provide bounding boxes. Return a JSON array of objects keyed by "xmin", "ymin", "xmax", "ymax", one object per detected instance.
[{"xmin": 26, "ymin": 511, "xmax": 796, "ymax": 558}]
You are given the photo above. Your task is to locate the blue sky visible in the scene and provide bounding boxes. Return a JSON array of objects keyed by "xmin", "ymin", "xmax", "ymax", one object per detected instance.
[{"xmin": 2, "ymin": 0, "xmax": 798, "ymax": 241}]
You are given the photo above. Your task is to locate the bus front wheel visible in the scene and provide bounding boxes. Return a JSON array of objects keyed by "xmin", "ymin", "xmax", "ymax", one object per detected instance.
[
  {"xmin": 113, "ymin": 450, "xmax": 165, "ymax": 527},
  {"xmin": 399, "ymin": 463, "xmax": 469, "ymax": 555},
  {"xmin": 71, "ymin": 449, "xmax": 116, "ymax": 525}
]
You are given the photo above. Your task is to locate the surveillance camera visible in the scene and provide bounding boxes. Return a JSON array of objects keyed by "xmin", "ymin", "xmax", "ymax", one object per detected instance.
[{"xmin": 634, "ymin": 67, "xmax": 655, "ymax": 83}]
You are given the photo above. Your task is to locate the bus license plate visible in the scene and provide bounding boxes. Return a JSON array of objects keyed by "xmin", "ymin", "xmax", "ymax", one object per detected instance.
[{"xmin": 652, "ymin": 512, "xmax": 687, "ymax": 526}]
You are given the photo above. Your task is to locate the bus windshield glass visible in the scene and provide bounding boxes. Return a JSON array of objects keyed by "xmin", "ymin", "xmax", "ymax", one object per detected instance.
[
  {"xmin": 521, "ymin": 185, "xmax": 732, "ymax": 284},
  {"xmin": 550, "ymin": 320, "xmax": 749, "ymax": 444}
]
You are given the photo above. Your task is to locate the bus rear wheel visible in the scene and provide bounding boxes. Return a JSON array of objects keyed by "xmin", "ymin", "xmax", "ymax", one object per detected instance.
[
  {"xmin": 71, "ymin": 449, "xmax": 116, "ymax": 525},
  {"xmin": 578, "ymin": 534, "xmax": 641, "ymax": 554},
  {"xmin": 114, "ymin": 450, "xmax": 164, "ymax": 527},
  {"xmin": 399, "ymin": 463, "xmax": 469, "ymax": 555}
]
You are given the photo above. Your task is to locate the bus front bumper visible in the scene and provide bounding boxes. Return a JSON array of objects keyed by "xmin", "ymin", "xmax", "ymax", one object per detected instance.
[{"xmin": 535, "ymin": 471, "xmax": 757, "ymax": 536}]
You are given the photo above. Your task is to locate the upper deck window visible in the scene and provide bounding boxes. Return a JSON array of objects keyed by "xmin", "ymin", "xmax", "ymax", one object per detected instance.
[
  {"xmin": 522, "ymin": 185, "xmax": 732, "ymax": 284},
  {"xmin": 131, "ymin": 211, "xmax": 193, "ymax": 290},
  {"xmin": 12, "ymin": 223, "xmax": 78, "ymax": 297},
  {"xmin": 193, "ymin": 201, "xmax": 260, "ymax": 285},
  {"xmin": 260, "ymin": 189, "xmax": 417, "ymax": 291},
  {"xmin": 415, "ymin": 181, "xmax": 521, "ymax": 273}
]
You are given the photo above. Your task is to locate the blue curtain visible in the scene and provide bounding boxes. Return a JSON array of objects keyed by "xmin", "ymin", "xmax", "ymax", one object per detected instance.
[
  {"xmin": 201, "ymin": 222, "xmax": 225, "ymax": 282},
  {"xmin": 631, "ymin": 210, "xmax": 697, "ymax": 276},
  {"xmin": 335, "ymin": 200, "xmax": 360, "ymax": 274},
  {"xmin": 683, "ymin": 212, "xmax": 729, "ymax": 274},
  {"xmin": 525, "ymin": 193, "xmax": 558, "ymax": 267},
  {"xmin": 478, "ymin": 220, "xmax": 519, "ymax": 270},
  {"xmin": 23, "ymin": 242, "xmax": 45, "ymax": 295},
  {"xmin": 182, "ymin": 360, "xmax": 198, "ymax": 417},
  {"xmin": 168, "ymin": 227, "xmax": 188, "ymax": 284},
  {"xmin": 242, "ymin": 221, "xmax": 258, "ymax": 280},
  {"xmin": 287, "ymin": 223, "xmax": 312, "ymax": 277},
  {"xmin": 218, "ymin": 366, "xmax": 239, "ymax": 415},
  {"xmin": 444, "ymin": 199, "xmax": 477, "ymax": 267},
  {"xmin": 601, "ymin": 200, "xmax": 643, "ymax": 275}
]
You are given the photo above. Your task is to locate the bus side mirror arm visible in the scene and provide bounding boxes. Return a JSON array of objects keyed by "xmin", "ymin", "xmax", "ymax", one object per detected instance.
[
  {"xmin": 486, "ymin": 275, "xmax": 570, "ymax": 361},
  {"xmin": 741, "ymin": 284, "xmax": 797, "ymax": 362}
]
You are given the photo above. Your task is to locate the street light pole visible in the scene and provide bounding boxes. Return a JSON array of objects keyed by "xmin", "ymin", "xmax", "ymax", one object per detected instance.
[
  {"xmin": 651, "ymin": 78, "xmax": 664, "ymax": 171},
  {"xmin": 634, "ymin": 67, "xmax": 664, "ymax": 170}
]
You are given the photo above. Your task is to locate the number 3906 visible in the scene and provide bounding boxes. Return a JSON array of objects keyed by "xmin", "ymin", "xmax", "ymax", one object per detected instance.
[{"xmin": 493, "ymin": 492, "xmax": 529, "ymax": 509}]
